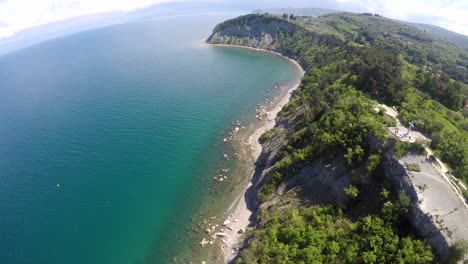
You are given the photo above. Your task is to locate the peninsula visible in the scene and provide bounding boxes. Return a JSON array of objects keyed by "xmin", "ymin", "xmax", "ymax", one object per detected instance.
[{"xmin": 206, "ymin": 12, "xmax": 468, "ymax": 263}]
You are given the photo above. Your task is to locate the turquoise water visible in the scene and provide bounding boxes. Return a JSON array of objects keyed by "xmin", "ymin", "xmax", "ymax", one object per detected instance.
[{"xmin": 0, "ymin": 15, "xmax": 299, "ymax": 263}]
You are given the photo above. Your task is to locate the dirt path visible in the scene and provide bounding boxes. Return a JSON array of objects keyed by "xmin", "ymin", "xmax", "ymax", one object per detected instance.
[{"xmin": 376, "ymin": 104, "xmax": 468, "ymax": 209}]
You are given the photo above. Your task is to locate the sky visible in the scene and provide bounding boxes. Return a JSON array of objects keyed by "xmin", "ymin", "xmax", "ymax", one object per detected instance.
[
  {"xmin": 335, "ymin": 0, "xmax": 468, "ymax": 36},
  {"xmin": 0, "ymin": 0, "xmax": 174, "ymax": 39},
  {"xmin": 0, "ymin": 0, "xmax": 467, "ymax": 40}
]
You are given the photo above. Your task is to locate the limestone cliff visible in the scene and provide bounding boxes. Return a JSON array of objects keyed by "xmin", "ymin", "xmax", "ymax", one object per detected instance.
[
  {"xmin": 253, "ymin": 128, "xmax": 457, "ymax": 257},
  {"xmin": 206, "ymin": 14, "xmax": 297, "ymax": 50},
  {"xmin": 381, "ymin": 141, "xmax": 452, "ymax": 256}
]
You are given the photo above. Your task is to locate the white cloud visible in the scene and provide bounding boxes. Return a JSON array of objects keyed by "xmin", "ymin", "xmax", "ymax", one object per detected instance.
[
  {"xmin": 0, "ymin": 0, "xmax": 466, "ymax": 39},
  {"xmin": 336, "ymin": 0, "xmax": 468, "ymax": 35},
  {"xmin": 0, "ymin": 0, "xmax": 173, "ymax": 39}
]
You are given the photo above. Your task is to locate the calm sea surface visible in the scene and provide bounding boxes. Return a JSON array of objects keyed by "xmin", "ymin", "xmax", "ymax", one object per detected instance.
[{"xmin": 0, "ymin": 15, "xmax": 299, "ymax": 263}]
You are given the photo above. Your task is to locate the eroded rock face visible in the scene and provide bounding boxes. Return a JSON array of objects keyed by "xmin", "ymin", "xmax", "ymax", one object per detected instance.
[
  {"xmin": 382, "ymin": 143, "xmax": 468, "ymax": 259},
  {"xmin": 270, "ymin": 159, "xmax": 351, "ymax": 208},
  {"xmin": 258, "ymin": 132, "xmax": 465, "ymax": 258},
  {"xmin": 206, "ymin": 16, "xmax": 297, "ymax": 50},
  {"xmin": 383, "ymin": 155, "xmax": 450, "ymax": 255}
]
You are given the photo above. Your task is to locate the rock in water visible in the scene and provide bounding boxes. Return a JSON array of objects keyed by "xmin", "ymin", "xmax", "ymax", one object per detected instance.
[{"xmin": 199, "ymin": 238, "xmax": 209, "ymax": 246}]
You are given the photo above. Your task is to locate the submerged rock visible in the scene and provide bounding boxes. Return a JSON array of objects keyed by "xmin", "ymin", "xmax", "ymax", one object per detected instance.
[{"xmin": 199, "ymin": 238, "xmax": 209, "ymax": 246}]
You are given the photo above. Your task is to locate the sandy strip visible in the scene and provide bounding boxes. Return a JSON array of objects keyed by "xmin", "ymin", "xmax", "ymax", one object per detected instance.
[{"xmin": 204, "ymin": 42, "xmax": 305, "ymax": 262}]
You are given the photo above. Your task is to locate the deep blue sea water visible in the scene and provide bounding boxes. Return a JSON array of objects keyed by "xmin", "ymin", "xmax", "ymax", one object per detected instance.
[{"xmin": 0, "ymin": 15, "xmax": 299, "ymax": 263}]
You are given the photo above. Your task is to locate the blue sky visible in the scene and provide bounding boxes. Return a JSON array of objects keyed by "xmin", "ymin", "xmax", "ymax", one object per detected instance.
[{"xmin": 0, "ymin": 0, "xmax": 467, "ymax": 39}]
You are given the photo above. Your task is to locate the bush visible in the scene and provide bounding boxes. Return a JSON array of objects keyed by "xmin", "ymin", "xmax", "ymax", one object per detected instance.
[
  {"xmin": 378, "ymin": 114, "xmax": 398, "ymax": 127},
  {"xmin": 431, "ymin": 130, "xmax": 468, "ymax": 182},
  {"xmin": 406, "ymin": 163, "xmax": 422, "ymax": 172},
  {"xmin": 259, "ymin": 127, "xmax": 280, "ymax": 144},
  {"xmin": 445, "ymin": 241, "xmax": 468, "ymax": 264},
  {"xmin": 395, "ymin": 141, "xmax": 427, "ymax": 158},
  {"xmin": 366, "ymin": 154, "xmax": 381, "ymax": 172},
  {"xmin": 344, "ymin": 185, "xmax": 360, "ymax": 199}
]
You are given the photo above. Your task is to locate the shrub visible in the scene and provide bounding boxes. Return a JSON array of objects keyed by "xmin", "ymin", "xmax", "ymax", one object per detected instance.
[
  {"xmin": 395, "ymin": 141, "xmax": 427, "ymax": 158},
  {"xmin": 344, "ymin": 185, "xmax": 360, "ymax": 199},
  {"xmin": 366, "ymin": 154, "xmax": 381, "ymax": 172},
  {"xmin": 445, "ymin": 241, "xmax": 468, "ymax": 264},
  {"xmin": 259, "ymin": 127, "xmax": 280, "ymax": 143},
  {"xmin": 406, "ymin": 163, "xmax": 422, "ymax": 172}
]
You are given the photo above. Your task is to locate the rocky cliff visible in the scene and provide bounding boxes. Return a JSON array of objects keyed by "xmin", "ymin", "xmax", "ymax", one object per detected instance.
[
  {"xmin": 381, "ymin": 141, "xmax": 452, "ymax": 256},
  {"xmin": 252, "ymin": 128, "xmax": 456, "ymax": 257},
  {"xmin": 206, "ymin": 14, "xmax": 297, "ymax": 50},
  {"xmin": 250, "ymin": 124, "xmax": 352, "ymax": 213}
]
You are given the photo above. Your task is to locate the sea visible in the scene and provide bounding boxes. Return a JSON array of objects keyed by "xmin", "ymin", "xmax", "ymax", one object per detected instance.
[{"xmin": 0, "ymin": 14, "xmax": 300, "ymax": 263}]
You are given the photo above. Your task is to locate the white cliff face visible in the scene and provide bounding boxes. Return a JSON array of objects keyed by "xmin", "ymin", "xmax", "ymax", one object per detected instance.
[
  {"xmin": 260, "ymin": 131, "xmax": 468, "ymax": 260},
  {"xmin": 206, "ymin": 16, "xmax": 297, "ymax": 50},
  {"xmin": 383, "ymin": 149, "xmax": 468, "ymax": 259},
  {"xmin": 207, "ymin": 32, "xmax": 276, "ymax": 50}
]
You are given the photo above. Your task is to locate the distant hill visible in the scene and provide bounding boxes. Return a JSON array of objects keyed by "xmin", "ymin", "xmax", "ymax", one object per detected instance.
[
  {"xmin": 405, "ymin": 22, "xmax": 468, "ymax": 50},
  {"xmin": 253, "ymin": 7, "xmax": 340, "ymax": 17},
  {"xmin": 254, "ymin": 8, "xmax": 468, "ymax": 50}
]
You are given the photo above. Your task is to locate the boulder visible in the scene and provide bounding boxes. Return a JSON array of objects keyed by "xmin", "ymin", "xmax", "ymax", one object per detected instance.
[{"xmin": 199, "ymin": 238, "xmax": 209, "ymax": 246}]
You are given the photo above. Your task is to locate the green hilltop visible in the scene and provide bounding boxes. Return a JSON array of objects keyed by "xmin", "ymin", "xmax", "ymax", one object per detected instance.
[{"xmin": 255, "ymin": 8, "xmax": 468, "ymax": 51}]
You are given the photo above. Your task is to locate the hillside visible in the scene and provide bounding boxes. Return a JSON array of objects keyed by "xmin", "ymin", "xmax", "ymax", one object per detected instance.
[
  {"xmin": 207, "ymin": 13, "xmax": 468, "ymax": 263},
  {"xmin": 253, "ymin": 7, "xmax": 340, "ymax": 17},
  {"xmin": 255, "ymin": 8, "xmax": 468, "ymax": 51},
  {"xmin": 405, "ymin": 22, "xmax": 468, "ymax": 51}
]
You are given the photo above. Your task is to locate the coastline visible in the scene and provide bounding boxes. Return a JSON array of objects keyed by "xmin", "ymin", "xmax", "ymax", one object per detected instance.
[{"xmin": 205, "ymin": 41, "xmax": 305, "ymax": 262}]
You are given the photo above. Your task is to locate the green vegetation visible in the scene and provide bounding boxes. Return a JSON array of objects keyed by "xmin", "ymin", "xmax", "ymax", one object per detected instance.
[
  {"xmin": 282, "ymin": 12, "xmax": 468, "ymax": 183},
  {"xmin": 237, "ymin": 205, "xmax": 433, "ymax": 264},
  {"xmin": 399, "ymin": 90, "xmax": 468, "ymax": 181},
  {"xmin": 210, "ymin": 12, "xmax": 468, "ymax": 263},
  {"xmin": 445, "ymin": 241, "xmax": 468, "ymax": 264},
  {"xmin": 407, "ymin": 23, "xmax": 468, "ymax": 51},
  {"xmin": 343, "ymin": 185, "xmax": 359, "ymax": 199},
  {"xmin": 255, "ymin": 8, "xmax": 468, "ymax": 51},
  {"xmin": 259, "ymin": 128, "xmax": 280, "ymax": 143},
  {"xmin": 394, "ymin": 141, "xmax": 427, "ymax": 159},
  {"xmin": 292, "ymin": 13, "xmax": 468, "ymax": 85},
  {"xmin": 211, "ymin": 14, "xmax": 295, "ymax": 36},
  {"xmin": 355, "ymin": 48, "xmax": 408, "ymax": 104},
  {"xmin": 406, "ymin": 163, "xmax": 422, "ymax": 172}
]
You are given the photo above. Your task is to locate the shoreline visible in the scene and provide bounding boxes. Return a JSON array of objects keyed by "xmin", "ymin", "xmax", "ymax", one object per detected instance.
[
  {"xmin": 202, "ymin": 41, "xmax": 305, "ymax": 78},
  {"xmin": 206, "ymin": 41, "xmax": 305, "ymax": 262}
]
